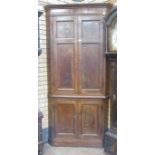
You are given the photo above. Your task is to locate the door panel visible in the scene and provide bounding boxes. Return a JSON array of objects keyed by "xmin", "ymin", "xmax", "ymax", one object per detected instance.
[
  {"xmin": 56, "ymin": 20, "xmax": 74, "ymax": 38},
  {"xmin": 54, "ymin": 99, "xmax": 77, "ymax": 138},
  {"xmin": 82, "ymin": 20, "xmax": 100, "ymax": 41},
  {"xmin": 81, "ymin": 104, "xmax": 99, "ymax": 135},
  {"xmin": 78, "ymin": 100, "xmax": 102, "ymax": 137},
  {"xmin": 81, "ymin": 44, "xmax": 100, "ymax": 89},
  {"xmin": 56, "ymin": 43, "xmax": 74, "ymax": 89},
  {"xmin": 78, "ymin": 16, "xmax": 105, "ymax": 95}
]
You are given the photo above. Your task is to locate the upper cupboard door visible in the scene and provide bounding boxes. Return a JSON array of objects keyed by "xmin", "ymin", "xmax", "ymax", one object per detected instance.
[
  {"xmin": 78, "ymin": 16, "xmax": 106, "ymax": 95},
  {"xmin": 51, "ymin": 16, "xmax": 78, "ymax": 95}
]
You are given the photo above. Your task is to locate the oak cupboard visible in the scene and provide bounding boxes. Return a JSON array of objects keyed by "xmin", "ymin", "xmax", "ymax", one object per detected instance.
[{"xmin": 45, "ymin": 3, "xmax": 112, "ymax": 147}]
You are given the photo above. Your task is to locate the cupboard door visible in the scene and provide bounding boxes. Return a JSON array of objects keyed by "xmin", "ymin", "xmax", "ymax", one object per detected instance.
[
  {"xmin": 50, "ymin": 16, "xmax": 78, "ymax": 95},
  {"xmin": 53, "ymin": 99, "xmax": 78, "ymax": 139},
  {"xmin": 78, "ymin": 100, "xmax": 103, "ymax": 137},
  {"xmin": 78, "ymin": 99, "xmax": 104, "ymax": 147},
  {"xmin": 78, "ymin": 16, "xmax": 105, "ymax": 95}
]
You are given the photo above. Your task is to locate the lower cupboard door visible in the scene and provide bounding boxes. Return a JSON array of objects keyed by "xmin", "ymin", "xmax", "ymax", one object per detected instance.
[
  {"xmin": 53, "ymin": 99, "xmax": 78, "ymax": 144},
  {"xmin": 78, "ymin": 99, "xmax": 104, "ymax": 147}
]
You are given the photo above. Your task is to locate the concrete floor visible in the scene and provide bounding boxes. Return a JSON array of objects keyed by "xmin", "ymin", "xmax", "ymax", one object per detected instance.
[{"xmin": 43, "ymin": 143, "xmax": 108, "ymax": 155}]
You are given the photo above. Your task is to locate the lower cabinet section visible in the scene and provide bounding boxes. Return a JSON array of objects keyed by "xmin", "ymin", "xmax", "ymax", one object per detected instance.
[{"xmin": 48, "ymin": 98, "xmax": 105, "ymax": 147}]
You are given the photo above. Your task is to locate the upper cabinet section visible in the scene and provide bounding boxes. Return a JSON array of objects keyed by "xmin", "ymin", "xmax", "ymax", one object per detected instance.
[
  {"xmin": 46, "ymin": 4, "xmax": 112, "ymax": 96},
  {"xmin": 105, "ymin": 6, "xmax": 117, "ymax": 54}
]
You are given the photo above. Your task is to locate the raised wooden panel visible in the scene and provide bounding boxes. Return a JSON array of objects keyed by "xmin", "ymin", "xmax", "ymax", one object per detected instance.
[
  {"xmin": 81, "ymin": 104, "xmax": 99, "ymax": 135},
  {"xmin": 78, "ymin": 100, "xmax": 102, "ymax": 138},
  {"xmin": 82, "ymin": 20, "xmax": 100, "ymax": 41},
  {"xmin": 56, "ymin": 21, "xmax": 74, "ymax": 38},
  {"xmin": 53, "ymin": 16, "xmax": 75, "ymax": 41},
  {"xmin": 81, "ymin": 44, "xmax": 100, "ymax": 89},
  {"xmin": 56, "ymin": 44, "xmax": 74, "ymax": 89},
  {"xmin": 54, "ymin": 100, "xmax": 77, "ymax": 137}
]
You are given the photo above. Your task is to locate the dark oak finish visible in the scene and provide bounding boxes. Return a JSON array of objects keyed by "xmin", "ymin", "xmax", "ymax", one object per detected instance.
[{"xmin": 46, "ymin": 3, "xmax": 112, "ymax": 147}]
